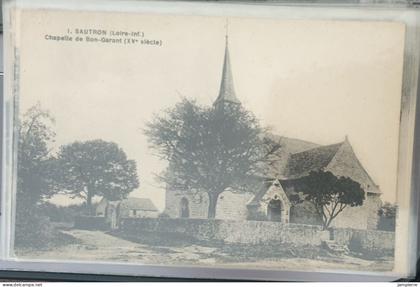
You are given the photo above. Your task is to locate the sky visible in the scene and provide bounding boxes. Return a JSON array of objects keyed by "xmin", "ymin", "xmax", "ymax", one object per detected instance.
[{"xmin": 17, "ymin": 10, "xmax": 405, "ymax": 209}]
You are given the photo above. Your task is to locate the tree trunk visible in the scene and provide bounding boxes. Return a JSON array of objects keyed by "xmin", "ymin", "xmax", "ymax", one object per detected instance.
[
  {"xmin": 323, "ymin": 203, "xmax": 348, "ymax": 230},
  {"xmin": 207, "ymin": 193, "xmax": 219, "ymax": 219},
  {"xmin": 322, "ymin": 213, "xmax": 334, "ymax": 230},
  {"xmin": 322, "ymin": 220, "xmax": 329, "ymax": 231},
  {"xmin": 87, "ymin": 189, "xmax": 93, "ymax": 216}
]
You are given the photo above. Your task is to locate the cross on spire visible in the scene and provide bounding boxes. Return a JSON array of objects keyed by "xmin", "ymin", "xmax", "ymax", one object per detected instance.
[
  {"xmin": 213, "ymin": 19, "xmax": 241, "ymax": 110},
  {"xmin": 225, "ymin": 18, "xmax": 229, "ymax": 41}
]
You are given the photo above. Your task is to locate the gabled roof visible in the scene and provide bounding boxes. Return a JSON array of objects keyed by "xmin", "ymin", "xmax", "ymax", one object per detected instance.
[
  {"xmin": 266, "ymin": 134, "xmax": 320, "ymax": 155},
  {"xmin": 326, "ymin": 138, "xmax": 380, "ymax": 194},
  {"xmin": 120, "ymin": 197, "xmax": 158, "ymax": 212},
  {"xmin": 284, "ymin": 142, "xmax": 343, "ymax": 179},
  {"xmin": 283, "ymin": 137, "xmax": 381, "ymax": 194},
  {"xmin": 247, "ymin": 179, "xmax": 291, "ymax": 207},
  {"xmin": 247, "ymin": 180, "xmax": 274, "ymax": 206}
]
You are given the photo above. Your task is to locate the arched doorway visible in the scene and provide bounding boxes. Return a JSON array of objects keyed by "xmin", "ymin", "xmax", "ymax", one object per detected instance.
[
  {"xmin": 180, "ymin": 197, "xmax": 190, "ymax": 218},
  {"xmin": 267, "ymin": 196, "xmax": 282, "ymax": 222}
]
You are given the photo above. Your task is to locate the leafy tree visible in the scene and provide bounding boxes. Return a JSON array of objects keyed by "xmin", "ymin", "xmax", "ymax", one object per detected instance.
[
  {"xmin": 17, "ymin": 103, "xmax": 57, "ymax": 205},
  {"xmin": 145, "ymin": 98, "xmax": 280, "ymax": 218},
  {"xmin": 15, "ymin": 104, "xmax": 58, "ymax": 247},
  {"xmin": 56, "ymin": 140, "xmax": 139, "ymax": 214},
  {"xmin": 377, "ymin": 202, "xmax": 397, "ymax": 231},
  {"xmin": 299, "ymin": 170, "xmax": 365, "ymax": 230}
]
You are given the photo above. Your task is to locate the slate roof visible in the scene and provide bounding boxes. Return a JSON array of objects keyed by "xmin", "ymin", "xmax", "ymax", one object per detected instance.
[
  {"xmin": 119, "ymin": 197, "xmax": 158, "ymax": 212},
  {"xmin": 266, "ymin": 134, "xmax": 320, "ymax": 155},
  {"xmin": 284, "ymin": 142, "xmax": 343, "ymax": 179},
  {"xmin": 213, "ymin": 37, "xmax": 241, "ymax": 106},
  {"xmin": 257, "ymin": 134, "xmax": 320, "ymax": 179},
  {"xmin": 281, "ymin": 138, "xmax": 381, "ymax": 194}
]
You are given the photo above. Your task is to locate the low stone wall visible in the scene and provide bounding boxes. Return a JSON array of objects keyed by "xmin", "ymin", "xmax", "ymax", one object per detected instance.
[
  {"xmin": 332, "ymin": 228, "xmax": 395, "ymax": 254},
  {"xmin": 120, "ymin": 217, "xmax": 329, "ymax": 246},
  {"xmin": 120, "ymin": 218, "xmax": 395, "ymax": 254},
  {"xmin": 215, "ymin": 220, "xmax": 328, "ymax": 245},
  {"xmin": 74, "ymin": 216, "xmax": 109, "ymax": 230}
]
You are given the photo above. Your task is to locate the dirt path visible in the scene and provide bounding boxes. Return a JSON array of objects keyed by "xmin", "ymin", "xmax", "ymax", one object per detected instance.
[
  {"xmin": 16, "ymin": 229, "xmax": 394, "ymax": 272},
  {"xmin": 17, "ymin": 229, "xmax": 220, "ymax": 265}
]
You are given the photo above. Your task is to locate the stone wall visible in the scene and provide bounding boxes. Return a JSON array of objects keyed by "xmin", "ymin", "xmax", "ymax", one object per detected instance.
[
  {"xmin": 165, "ymin": 189, "xmax": 253, "ymax": 220},
  {"xmin": 323, "ymin": 138, "xmax": 382, "ymax": 230},
  {"xmin": 119, "ymin": 218, "xmax": 395, "ymax": 254},
  {"xmin": 120, "ymin": 217, "xmax": 329, "ymax": 246},
  {"xmin": 120, "ymin": 209, "xmax": 159, "ymax": 218},
  {"xmin": 331, "ymin": 193, "xmax": 381, "ymax": 230},
  {"xmin": 215, "ymin": 191, "xmax": 253, "ymax": 220},
  {"xmin": 332, "ymin": 228, "xmax": 394, "ymax": 254},
  {"xmin": 365, "ymin": 193, "xmax": 382, "ymax": 229},
  {"xmin": 215, "ymin": 220, "xmax": 328, "ymax": 245},
  {"xmin": 165, "ymin": 190, "xmax": 209, "ymax": 219}
]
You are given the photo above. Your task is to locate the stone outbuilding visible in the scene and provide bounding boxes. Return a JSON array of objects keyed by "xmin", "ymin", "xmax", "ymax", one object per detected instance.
[{"xmin": 96, "ymin": 197, "xmax": 159, "ymax": 229}]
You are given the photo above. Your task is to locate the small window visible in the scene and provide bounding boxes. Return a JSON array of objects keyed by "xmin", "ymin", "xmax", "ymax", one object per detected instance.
[{"xmin": 132, "ymin": 209, "xmax": 137, "ymax": 216}]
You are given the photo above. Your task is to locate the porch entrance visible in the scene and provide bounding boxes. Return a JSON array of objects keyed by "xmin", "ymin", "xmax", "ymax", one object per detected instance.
[{"xmin": 267, "ymin": 198, "xmax": 282, "ymax": 222}]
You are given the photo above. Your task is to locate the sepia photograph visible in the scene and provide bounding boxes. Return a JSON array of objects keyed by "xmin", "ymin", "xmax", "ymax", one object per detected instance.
[{"xmin": 11, "ymin": 8, "xmax": 406, "ymax": 273}]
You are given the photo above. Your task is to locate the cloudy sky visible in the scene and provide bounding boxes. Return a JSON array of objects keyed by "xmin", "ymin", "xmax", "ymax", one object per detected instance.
[{"xmin": 18, "ymin": 10, "xmax": 405, "ymax": 209}]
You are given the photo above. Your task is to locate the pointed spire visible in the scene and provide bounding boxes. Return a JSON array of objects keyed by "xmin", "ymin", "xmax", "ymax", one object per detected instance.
[{"xmin": 214, "ymin": 22, "xmax": 241, "ymax": 109}]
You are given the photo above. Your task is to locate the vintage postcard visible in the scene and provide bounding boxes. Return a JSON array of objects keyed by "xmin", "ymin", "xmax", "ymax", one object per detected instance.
[{"xmin": 5, "ymin": 5, "xmax": 410, "ymax": 276}]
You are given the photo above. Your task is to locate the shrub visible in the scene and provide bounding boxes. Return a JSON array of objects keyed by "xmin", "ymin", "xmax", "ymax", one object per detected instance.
[
  {"xmin": 40, "ymin": 202, "xmax": 91, "ymax": 223},
  {"xmin": 14, "ymin": 204, "xmax": 55, "ymax": 249}
]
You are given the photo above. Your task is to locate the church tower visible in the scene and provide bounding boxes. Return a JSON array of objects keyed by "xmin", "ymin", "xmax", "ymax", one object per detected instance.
[{"xmin": 213, "ymin": 34, "xmax": 241, "ymax": 111}]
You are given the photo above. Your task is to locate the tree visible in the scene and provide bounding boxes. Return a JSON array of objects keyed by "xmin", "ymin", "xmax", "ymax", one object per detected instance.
[
  {"xmin": 17, "ymin": 103, "xmax": 57, "ymax": 205},
  {"xmin": 145, "ymin": 98, "xmax": 279, "ymax": 218},
  {"xmin": 56, "ymin": 140, "xmax": 139, "ymax": 214},
  {"xmin": 299, "ymin": 170, "xmax": 365, "ymax": 230},
  {"xmin": 15, "ymin": 104, "xmax": 58, "ymax": 247}
]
